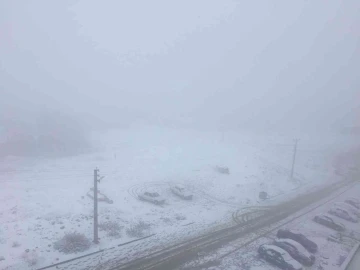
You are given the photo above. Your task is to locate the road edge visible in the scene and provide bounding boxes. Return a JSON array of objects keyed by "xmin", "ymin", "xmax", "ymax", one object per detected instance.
[{"xmin": 340, "ymin": 242, "xmax": 360, "ymax": 270}]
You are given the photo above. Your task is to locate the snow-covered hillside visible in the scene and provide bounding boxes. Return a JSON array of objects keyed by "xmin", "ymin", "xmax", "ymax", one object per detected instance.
[{"xmin": 0, "ymin": 127, "xmax": 357, "ymax": 269}]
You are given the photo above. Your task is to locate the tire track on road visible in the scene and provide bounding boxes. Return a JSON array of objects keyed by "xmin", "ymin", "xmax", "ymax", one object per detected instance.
[{"xmin": 108, "ymin": 180, "xmax": 358, "ymax": 270}]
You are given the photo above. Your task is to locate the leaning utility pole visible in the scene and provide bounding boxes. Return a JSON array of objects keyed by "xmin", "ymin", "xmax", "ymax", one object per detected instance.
[
  {"xmin": 290, "ymin": 139, "xmax": 299, "ymax": 181},
  {"xmin": 93, "ymin": 168, "xmax": 104, "ymax": 244}
]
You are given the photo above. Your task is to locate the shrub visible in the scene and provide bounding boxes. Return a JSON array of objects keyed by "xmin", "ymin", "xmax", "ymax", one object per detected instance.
[
  {"xmin": 126, "ymin": 221, "xmax": 151, "ymax": 238},
  {"xmin": 99, "ymin": 221, "xmax": 123, "ymax": 238},
  {"xmin": 53, "ymin": 232, "xmax": 91, "ymax": 254},
  {"xmin": 12, "ymin": 241, "xmax": 21, "ymax": 248},
  {"xmin": 21, "ymin": 250, "xmax": 39, "ymax": 266},
  {"xmin": 175, "ymin": 214, "xmax": 186, "ymax": 221},
  {"xmin": 215, "ymin": 166, "xmax": 230, "ymax": 175}
]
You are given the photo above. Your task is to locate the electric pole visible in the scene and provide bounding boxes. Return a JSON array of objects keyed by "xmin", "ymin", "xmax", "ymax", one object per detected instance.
[
  {"xmin": 290, "ymin": 139, "xmax": 299, "ymax": 181},
  {"xmin": 93, "ymin": 168, "xmax": 104, "ymax": 244}
]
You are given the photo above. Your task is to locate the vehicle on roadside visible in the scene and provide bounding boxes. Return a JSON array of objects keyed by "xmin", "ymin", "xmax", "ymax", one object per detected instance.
[
  {"xmin": 313, "ymin": 214, "xmax": 345, "ymax": 231},
  {"xmin": 170, "ymin": 185, "xmax": 193, "ymax": 200},
  {"xmin": 138, "ymin": 191, "xmax": 165, "ymax": 205},
  {"xmin": 345, "ymin": 198, "xmax": 360, "ymax": 210},
  {"xmin": 328, "ymin": 206, "xmax": 358, "ymax": 223},
  {"xmin": 333, "ymin": 202, "xmax": 360, "ymax": 218},
  {"xmin": 277, "ymin": 229, "xmax": 318, "ymax": 253},
  {"xmin": 273, "ymin": 239, "xmax": 315, "ymax": 266},
  {"xmin": 87, "ymin": 188, "xmax": 114, "ymax": 204},
  {"xmin": 258, "ymin": 244, "xmax": 303, "ymax": 270}
]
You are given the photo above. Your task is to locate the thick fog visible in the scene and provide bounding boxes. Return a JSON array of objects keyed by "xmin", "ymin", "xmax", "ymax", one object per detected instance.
[
  {"xmin": 2, "ymin": 3, "xmax": 360, "ymax": 269},
  {"xmin": 1, "ymin": 0, "xmax": 359, "ymax": 133}
]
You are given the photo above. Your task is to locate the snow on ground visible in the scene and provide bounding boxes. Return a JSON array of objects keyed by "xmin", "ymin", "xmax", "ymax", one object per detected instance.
[
  {"xmin": 0, "ymin": 127, "xmax": 357, "ymax": 269},
  {"xmin": 192, "ymin": 182, "xmax": 360, "ymax": 270}
]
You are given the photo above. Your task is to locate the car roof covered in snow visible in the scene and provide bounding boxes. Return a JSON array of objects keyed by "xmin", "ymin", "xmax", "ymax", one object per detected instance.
[
  {"xmin": 333, "ymin": 206, "xmax": 358, "ymax": 217},
  {"xmin": 335, "ymin": 202, "xmax": 355, "ymax": 209},
  {"xmin": 172, "ymin": 185, "xmax": 191, "ymax": 194},
  {"xmin": 318, "ymin": 214, "xmax": 333, "ymax": 220},
  {"xmin": 262, "ymin": 244, "xmax": 287, "ymax": 255},
  {"xmin": 322, "ymin": 214, "xmax": 346, "ymax": 227},
  {"xmin": 275, "ymin": 238, "xmax": 311, "ymax": 256},
  {"xmin": 261, "ymin": 245, "xmax": 302, "ymax": 268}
]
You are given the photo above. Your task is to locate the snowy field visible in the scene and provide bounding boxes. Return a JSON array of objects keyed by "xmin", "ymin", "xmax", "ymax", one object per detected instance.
[{"xmin": 0, "ymin": 127, "xmax": 357, "ymax": 269}]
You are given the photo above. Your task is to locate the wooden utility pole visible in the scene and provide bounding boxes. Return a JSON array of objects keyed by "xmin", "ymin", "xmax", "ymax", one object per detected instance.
[
  {"xmin": 93, "ymin": 168, "xmax": 100, "ymax": 244},
  {"xmin": 290, "ymin": 139, "xmax": 299, "ymax": 180}
]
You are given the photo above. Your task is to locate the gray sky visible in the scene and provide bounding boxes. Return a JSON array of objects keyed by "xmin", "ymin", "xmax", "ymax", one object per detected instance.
[{"xmin": 1, "ymin": 0, "xmax": 359, "ymax": 131}]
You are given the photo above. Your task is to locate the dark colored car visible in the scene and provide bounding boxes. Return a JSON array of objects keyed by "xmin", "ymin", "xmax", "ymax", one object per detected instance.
[
  {"xmin": 273, "ymin": 239, "xmax": 315, "ymax": 266},
  {"xmin": 277, "ymin": 229, "xmax": 318, "ymax": 253},
  {"xmin": 345, "ymin": 198, "xmax": 360, "ymax": 210},
  {"xmin": 258, "ymin": 244, "xmax": 302, "ymax": 270},
  {"xmin": 313, "ymin": 214, "xmax": 345, "ymax": 231}
]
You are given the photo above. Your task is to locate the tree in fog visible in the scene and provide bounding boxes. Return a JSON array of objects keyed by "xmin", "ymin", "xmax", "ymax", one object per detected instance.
[
  {"xmin": 0, "ymin": 110, "xmax": 89, "ymax": 157},
  {"xmin": 35, "ymin": 111, "xmax": 89, "ymax": 156}
]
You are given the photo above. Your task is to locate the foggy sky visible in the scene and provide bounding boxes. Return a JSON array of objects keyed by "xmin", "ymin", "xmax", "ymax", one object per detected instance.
[{"xmin": 1, "ymin": 0, "xmax": 359, "ymax": 131}]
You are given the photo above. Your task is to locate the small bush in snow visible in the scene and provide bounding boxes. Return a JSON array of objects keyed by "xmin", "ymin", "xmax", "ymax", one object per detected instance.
[
  {"xmin": 161, "ymin": 217, "xmax": 172, "ymax": 224},
  {"xmin": 12, "ymin": 241, "xmax": 21, "ymax": 248},
  {"xmin": 175, "ymin": 214, "xmax": 186, "ymax": 221},
  {"xmin": 258, "ymin": 191, "xmax": 268, "ymax": 200},
  {"xmin": 21, "ymin": 250, "xmax": 39, "ymax": 266},
  {"xmin": 99, "ymin": 221, "xmax": 123, "ymax": 238},
  {"xmin": 53, "ymin": 232, "xmax": 91, "ymax": 254},
  {"xmin": 126, "ymin": 220, "xmax": 151, "ymax": 238},
  {"xmin": 215, "ymin": 166, "xmax": 230, "ymax": 175}
]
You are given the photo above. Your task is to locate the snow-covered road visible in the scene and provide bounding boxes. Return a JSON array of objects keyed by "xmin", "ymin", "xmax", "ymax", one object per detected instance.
[
  {"xmin": 196, "ymin": 181, "xmax": 360, "ymax": 270},
  {"xmin": 346, "ymin": 246, "xmax": 360, "ymax": 270}
]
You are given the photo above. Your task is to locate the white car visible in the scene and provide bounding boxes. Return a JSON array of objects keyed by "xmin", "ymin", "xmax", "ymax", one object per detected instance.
[
  {"xmin": 345, "ymin": 198, "xmax": 360, "ymax": 210},
  {"xmin": 328, "ymin": 207, "xmax": 358, "ymax": 223},
  {"xmin": 333, "ymin": 202, "xmax": 360, "ymax": 218},
  {"xmin": 170, "ymin": 185, "xmax": 193, "ymax": 200},
  {"xmin": 138, "ymin": 191, "xmax": 165, "ymax": 205},
  {"xmin": 87, "ymin": 188, "xmax": 114, "ymax": 204},
  {"xmin": 258, "ymin": 244, "xmax": 302, "ymax": 270},
  {"xmin": 273, "ymin": 238, "xmax": 315, "ymax": 266}
]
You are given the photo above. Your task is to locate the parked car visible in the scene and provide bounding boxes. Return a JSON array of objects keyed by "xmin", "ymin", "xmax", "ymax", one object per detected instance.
[
  {"xmin": 87, "ymin": 188, "xmax": 114, "ymax": 204},
  {"xmin": 138, "ymin": 191, "xmax": 165, "ymax": 205},
  {"xmin": 258, "ymin": 244, "xmax": 302, "ymax": 270},
  {"xmin": 345, "ymin": 198, "xmax": 360, "ymax": 210},
  {"xmin": 328, "ymin": 206, "xmax": 358, "ymax": 223},
  {"xmin": 313, "ymin": 214, "xmax": 345, "ymax": 231},
  {"xmin": 273, "ymin": 239, "xmax": 315, "ymax": 266},
  {"xmin": 277, "ymin": 229, "xmax": 318, "ymax": 253},
  {"xmin": 333, "ymin": 202, "xmax": 360, "ymax": 218},
  {"xmin": 170, "ymin": 185, "xmax": 193, "ymax": 200}
]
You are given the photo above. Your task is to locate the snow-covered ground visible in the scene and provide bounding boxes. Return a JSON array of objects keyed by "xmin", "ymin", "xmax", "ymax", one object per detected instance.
[
  {"xmin": 207, "ymin": 182, "xmax": 360, "ymax": 270},
  {"xmin": 0, "ymin": 127, "xmax": 357, "ymax": 269}
]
